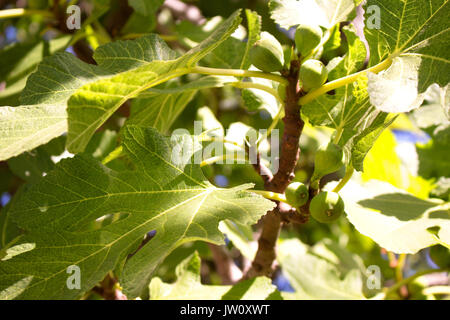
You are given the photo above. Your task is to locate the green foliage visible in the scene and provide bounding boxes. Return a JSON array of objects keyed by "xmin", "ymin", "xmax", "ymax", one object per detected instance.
[
  {"xmin": 339, "ymin": 179, "xmax": 449, "ymax": 254},
  {"xmin": 364, "ymin": 0, "xmax": 450, "ymax": 112},
  {"xmin": 278, "ymin": 239, "xmax": 366, "ymax": 299},
  {"xmin": 0, "ymin": 36, "xmax": 70, "ymax": 106},
  {"xmin": 0, "ymin": 0, "xmax": 448, "ymax": 301},
  {"xmin": 0, "ymin": 126, "xmax": 274, "ymax": 299},
  {"xmin": 269, "ymin": 0, "xmax": 362, "ymax": 29},
  {"xmin": 150, "ymin": 252, "xmax": 278, "ymax": 300},
  {"xmin": 429, "ymin": 245, "xmax": 450, "ymax": 268}
]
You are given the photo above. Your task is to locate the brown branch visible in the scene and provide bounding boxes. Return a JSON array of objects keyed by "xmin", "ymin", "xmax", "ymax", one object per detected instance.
[
  {"xmin": 102, "ymin": 0, "xmax": 133, "ymax": 37},
  {"xmin": 208, "ymin": 244, "xmax": 243, "ymax": 284},
  {"xmin": 244, "ymin": 60, "xmax": 305, "ymax": 279},
  {"xmin": 72, "ymin": 40, "xmax": 96, "ymax": 64},
  {"xmin": 245, "ymin": 142, "xmax": 273, "ymax": 187}
]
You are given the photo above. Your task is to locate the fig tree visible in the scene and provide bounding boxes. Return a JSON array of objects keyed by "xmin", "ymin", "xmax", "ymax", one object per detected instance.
[
  {"xmin": 295, "ymin": 24, "xmax": 323, "ymax": 57},
  {"xmin": 285, "ymin": 182, "xmax": 309, "ymax": 207},
  {"xmin": 311, "ymin": 141, "xmax": 344, "ymax": 182},
  {"xmin": 250, "ymin": 32, "xmax": 284, "ymax": 72},
  {"xmin": 299, "ymin": 59, "xmax": 328, "ymax": 91},
  {"xmin": 309, "ymin": 191, "xmax": 344, "ymax": 223}
]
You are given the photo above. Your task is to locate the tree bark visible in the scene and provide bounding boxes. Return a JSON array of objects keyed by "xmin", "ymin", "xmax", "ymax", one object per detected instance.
[{"xmin": 245, "ymin": 60, "xmax": 306, "ymax": 279}]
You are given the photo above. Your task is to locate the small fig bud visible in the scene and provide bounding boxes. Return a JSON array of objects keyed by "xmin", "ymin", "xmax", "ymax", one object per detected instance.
[
  {"xmin": 311, "ymin": 141, "xmax": 344, "ymax": 182},
  {"xmin": 309, "ymin": 191, "xmax": 344, "ymax": 223},
  {"xmin": 299, "ymin": 59, "xmax": 328, "ymax": 91},
  {"xmin": 285, "ymin": 182, "xmax": 309, "ymax": 207},
  {"xmin": 295, "ymin": 24, "xmax": 323, "ymax": 57},
  {"xmin": 250, "ymin": 32, "xmax": 284, "ymax": 72}
]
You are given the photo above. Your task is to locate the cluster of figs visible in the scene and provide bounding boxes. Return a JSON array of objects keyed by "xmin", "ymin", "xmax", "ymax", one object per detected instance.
[
  {"xmin": 249, "ymin": 25, "xmax": 346, "ymax": 223},
  {"xmin": 249, "ymin": 24, "xmax": 328, "ymax": 92},
  {"xmin": 285, "ymin": 141, "xmax": 345, "ymax": 223}
]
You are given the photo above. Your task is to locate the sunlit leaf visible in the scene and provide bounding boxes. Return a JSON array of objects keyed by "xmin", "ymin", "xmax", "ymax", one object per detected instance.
[
  {"xmin": 149, "ymin": 252, "xmax": 277, "ymax": 300},
  {"xmin": 0, "ymin": 126, "xmax": 275, "ymax": 299},
  {"xmin": 339, "ymin": 179, "xmax": 450, "ymax": 254},
  {"xmin": 364, "ymin": 0, "xmax": 450, "ymax": 112}
]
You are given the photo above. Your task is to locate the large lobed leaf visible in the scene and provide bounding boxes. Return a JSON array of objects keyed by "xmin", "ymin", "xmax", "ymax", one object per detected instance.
[
  {"xmin": 278, "ymin": 239, "xmax": 367, "ymax": 299},
  {"xmin": 127, "ymin": 76, "xmax": 237, "ymax": 133},
  {"xmin": 0, "ymin": 126, "xmax": 275, "ymax": 299},
  {"xmin": 269, "ymin": 0, "xmax": 362, "ymax": 29},
  {"xmin": 339, "ymin": 179, "xmax": 450, "ymax": 254},
  {"xmin": 0, "ymin": 36, "xmax": 70, "ymax": 106},
  {"xmin": 0, "ymin": 10, "xmax": 243, "ymax": 160},
  {"xmin": 65, "ymin": 10, "xmax": 242, "ymax": 153},
  {"xmin": 364, "ymin": 0, "xmax": 450, "ymax": 112},
  {"xmin": 150, "ymin": 252, "xmax": 278, "ymax": 300},
  {"xmin": 0, "ymin": 47, "xmax": 102, "ymax": 161}
]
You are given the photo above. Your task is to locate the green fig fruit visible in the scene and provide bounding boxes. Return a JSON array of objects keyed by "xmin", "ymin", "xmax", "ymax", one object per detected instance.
[
  {"xmin": 285, "ymin": 182, "xmax": 309, "ymax": 207},
  {"xmin": 309, "ymin": 191, "xmax": 344, "ymax": 223},
  {"xmin": 295, "ymin": 24, "xmax": 323, "ymax": 57},
  {"xmin": 311, "ymin": 141, "xmax": 344, "ymax": 182},
  {"xmin": 250, "ymin": 32, "xmax": 284, "ymax": 72},
  {"xmin": 299, "ymin": 59, "xmax": 328, "ymax": 91}
]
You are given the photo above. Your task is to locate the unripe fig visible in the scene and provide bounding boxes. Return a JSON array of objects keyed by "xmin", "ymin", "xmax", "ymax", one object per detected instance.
[
  {"xmin": 299, "ymin": 59, "xmax": 328, "ymax": 91},
  {"xmin": 309, "ymin": 191, "xmax": 344, "ymax": 223},
  {"xmin": 285, "ymin": 182, "xmax": 309, "ymax": 207},
  {"xmin": 250, "ymin": 32, "xmax": 284, "ymax": 72},
  {"xmin": 295, "ymin": 24, "xmax": 323, "ymax": 57},
  {"xmin": 311, "ymin": 141, "xmax": 344, "ymax": 182}
]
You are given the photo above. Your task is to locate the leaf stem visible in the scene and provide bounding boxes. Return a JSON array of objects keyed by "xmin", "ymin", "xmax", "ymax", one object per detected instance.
[
  {"xmin": 257, "ymin": 106, "xmax": 285, "ymax": 146},
  {"xmin": 102, "ymin": 146, "xmax": 123, "ymax": 165},
  {"xmin": 299, "ymin": 57, "xmax": 393, "ymax": 105},
  {"xmin": 333, "ymin": 127, "xmax": 344, "ymax": 144},
  {"xmin": 230, "ymin": 81, "xmax": 282, "ymax": 103},
  {"xmin": 248, "ymin": 190, "xmax": 287, "ymax": 203},
  {"xmin": 190, "ymin": 66, "xmax": 288, "ymax": 85},
  {"xmin": 396, "ymin": 254, "xmax": 407, "ymax": 283},
  {"xmin": 0, "ymin": 8, "xmax": 54, "ymax": 19},
  {"xmin": 383, "ymin": 268, "xmax": 449, "ymax": 298},
  {"xmin": 121, "ymin": 33, "xmax": 178, "ymax": 42},
  {"xmin": 332, "ymin": 165, "xmax": 354, "ymax": 193},
  {"xmin": 199, "ymin": 136, "xmax": 242, "ymax": 148},
  {"xmin": 200, "ymin": 154, "xmax": 250, "ymax": 167}
]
